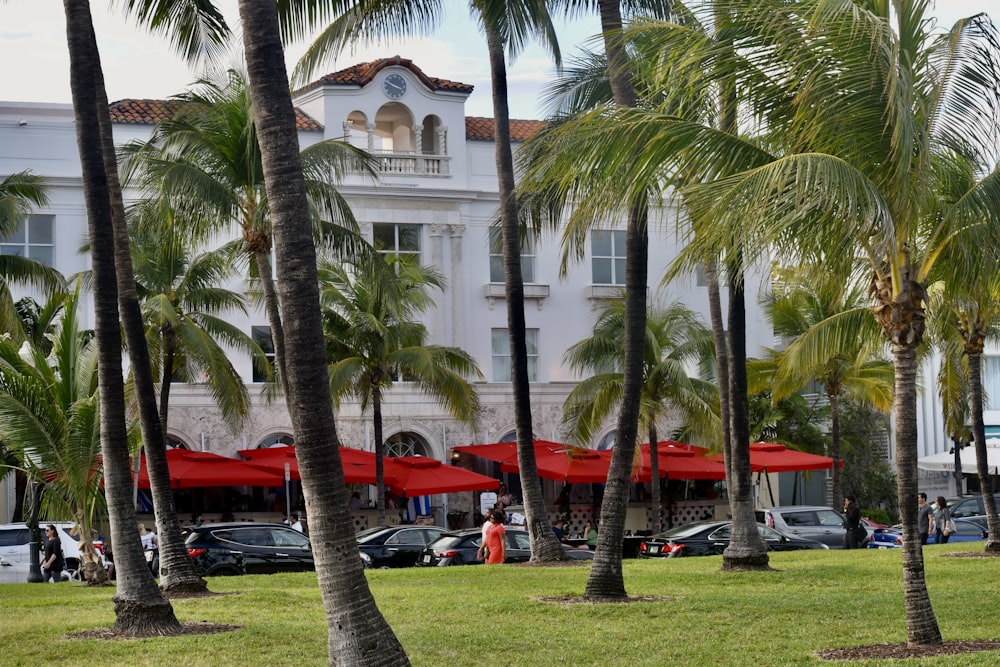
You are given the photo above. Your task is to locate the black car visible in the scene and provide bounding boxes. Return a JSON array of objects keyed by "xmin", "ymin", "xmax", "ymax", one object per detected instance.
[
  {"xmin": 183, "ymin": 523, "xmax": 311, "ymax": 575},
  {"xmin": 638, "ymin": 520, "xmax": 829, "ymax": 558},
  {"xmin": 415, "ymin": 527, "xmax": 595, "ymax": 566},
  {"xmin": 357, "ymin": 525, "xmax": 448, "ymax": 569}
]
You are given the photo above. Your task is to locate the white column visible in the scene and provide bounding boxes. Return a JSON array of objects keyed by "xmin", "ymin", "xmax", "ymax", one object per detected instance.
[
  {"xmin": 429, "ymin": 224, "xmax": 447, "ymax": 342},
  {"xmin": 412, "ymin": 125, "xmax": 424, "ymax": 174},
  {"xmin": 366, "ymin": 123, "xmax": 376, "ymax": 152},
  {"xmin": 449, "ymin": 224, "xmax": 466, "ymax": 349}
]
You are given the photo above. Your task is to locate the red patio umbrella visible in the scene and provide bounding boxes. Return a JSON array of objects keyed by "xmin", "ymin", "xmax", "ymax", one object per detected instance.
[
  {"xmin": 533, "ymin": 445, "xmax": 614, "ymax": 484},
  {"xmin": 135, "ymin": 449, "xmax": 286, "ymax": 489},
  {"xmin": 238, "ymin": 445, "xmax": 377, "ymax": 484},
  {"xmin": 452, "ymin": 440, "xmax": 575, "ymax": 473},
  {"xmin": 635, "ymin": 442, "xmax": 728, "ymax": 481},
  {"xmin": 707, "ymin": 442, "xmax": 840, "ymax": 473},
  {"xmin": 383, "ymin": 456, "xmax": 500, "ymax": 496}
]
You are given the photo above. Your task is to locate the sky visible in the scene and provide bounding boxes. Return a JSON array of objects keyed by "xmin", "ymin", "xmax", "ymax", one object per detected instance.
[{"xmin": 0, "ymin": 1, "xmax": 993, "ymax": 120}]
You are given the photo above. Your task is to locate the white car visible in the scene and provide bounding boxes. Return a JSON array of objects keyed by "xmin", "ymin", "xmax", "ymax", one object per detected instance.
[{"xmin": 0, "ymin": 522, "xmax": 103, "ymax": 582}]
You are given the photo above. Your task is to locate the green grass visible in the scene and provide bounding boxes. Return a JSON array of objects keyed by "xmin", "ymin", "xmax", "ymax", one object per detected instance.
[{"xmin": 1, "ymin": 544, "xmax": 998, "ymax": 666}]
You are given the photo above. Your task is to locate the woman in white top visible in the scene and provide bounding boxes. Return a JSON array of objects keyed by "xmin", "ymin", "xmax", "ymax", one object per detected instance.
[{"xmin": 138, "ymin": 523, "xmax": 158, "ymax": 550}]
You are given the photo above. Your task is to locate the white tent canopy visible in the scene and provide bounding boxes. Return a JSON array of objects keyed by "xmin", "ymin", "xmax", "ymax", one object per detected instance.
[{"xmin": 918, "ymin": 439, "xmax": 1000, "ymax": 476}]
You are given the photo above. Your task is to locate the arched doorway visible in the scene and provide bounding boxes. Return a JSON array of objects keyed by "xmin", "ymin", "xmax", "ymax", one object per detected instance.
[
  {"xmin": 257, "ymin": 433, "xmax": 294, "ymax": 449},
  {"xmin": 384, "ymin": 431, "xmax": 430, "ymax": 458}
]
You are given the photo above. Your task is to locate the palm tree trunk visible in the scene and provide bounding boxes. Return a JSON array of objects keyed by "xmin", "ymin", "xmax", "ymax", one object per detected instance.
[
  {"xmin": 721, "ymin": 268, "xmax": 769, "ymax": 570},
  {"xmin": 88, "ymin": 14, "xmax": 205, "ymax": 596},
  {"xmin": 64, "ymin": 0, "xmax": 180, "ymax": 633},
  {"xmin": 704, "ymin": 261, "xmax": 732, "ymax": 477},
  {"xmin": 238, "ymin": 3, "xmax": 409, "ymax": 663},
  {"xmin": 648, "ymin": 424, "xmax": 661, "ymax": 534},
  {"xmin": 373, "ymin": 385, "xmax": 386, "ymax": 527},
  {"xmin": 966, "ymin": 352, "xmax": 1000, "ymax": 552},
  {"xmin": 892, "ymin": 340, "xmax": 942, "ymax": 645},
  {"xmin": 253, "ymin": 250, "xmax": 289, "ymax": 395},
  {"xmin": 828, "ymin": 389, "xmax": 843, "ymax": 510},
  {"xmin": 485, "ymin": 27, "xmax": 563, "ymax": 562},
  {"xmin": 585, "ymin": 0, "xmax": 651, "ymax": 600}
]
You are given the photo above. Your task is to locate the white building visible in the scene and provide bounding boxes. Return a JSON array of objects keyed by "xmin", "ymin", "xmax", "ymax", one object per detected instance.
[{"xmin": 0, "ymin": 57, "xmax": 784, "ymax": 523}]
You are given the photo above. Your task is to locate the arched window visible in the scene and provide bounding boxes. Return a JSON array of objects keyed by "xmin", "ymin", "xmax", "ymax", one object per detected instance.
[
  {"xmin": 384, "ymin": 432, "xmax": 429, "ymax": 458},
  {"xmin": 258, "ymin": 433, "xmax": 294, "ymax": 449},
  {"xmin": 596, "ymin": 431, "xmax": 617, "ymax": 450},
  {"xmin": 166, "ymin": 435, "xmax": 188, "ymax": 450}
]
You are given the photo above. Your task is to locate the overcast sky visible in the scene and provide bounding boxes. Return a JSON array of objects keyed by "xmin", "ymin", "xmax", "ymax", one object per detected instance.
[{"xmin": 0, "ymin": 1, "xmax": 993, "ymax": 119}]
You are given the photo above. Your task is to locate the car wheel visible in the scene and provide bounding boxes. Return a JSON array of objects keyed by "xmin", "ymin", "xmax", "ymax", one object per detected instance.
[{"xmin": 377, "ymin": 565, "xmax": 391, "ymax": 570}]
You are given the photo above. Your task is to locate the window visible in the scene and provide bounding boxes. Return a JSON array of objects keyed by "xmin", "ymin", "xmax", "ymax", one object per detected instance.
[
  {"xmin": 985, "ymin": 357, "xmax": 1000, "ymax": 410},
  {"xmin": 591, "ymin": 230, "xmax": 625, "ymax": 285},
  {"xmin": 491, "ymin": 328, "xmax": 538, "ymax": 382},
  {"xmin": 373, "ymin": 223, "xmax": 420, "ymax": 262},
  {"xmin": 251, "ymin": 326, "xmax": 275, "ymax": 383},
  {"xmin": 489, "ymin": 228, "xmax": 536, "ymax": 283},
  {"xmin": 384, "ymin": 432, "xmax": 428, "ymax": 458},
  {"xmin": 0, "ymin": 214, "xmax": 54, "ymax": 265}
]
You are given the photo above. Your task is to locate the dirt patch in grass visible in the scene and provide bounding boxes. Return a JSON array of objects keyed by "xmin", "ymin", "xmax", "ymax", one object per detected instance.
[
  {"xmin": 937, "ymin": 551, "xmax": 1000, "ymax": 559},
  {"xmin": 164, "ymin": 589, "xmax": 241, "ymax": 600},
  {"xmin": 510, "ymin": 560, "xmax": 592, "ymax": 567},
  {"xmin": 69, "ymin": 621, "xmax": 241, "ymax": 641},
  {"xmin": 537, "ymin": 595, "xmax": 675, "ymax": 604},
  {"xmin": 816, "ymin": 640, "xmax": 1000, "ymax": 661}
]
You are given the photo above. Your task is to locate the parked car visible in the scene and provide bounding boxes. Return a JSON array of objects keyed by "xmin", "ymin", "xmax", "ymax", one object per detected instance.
[
  {"xmin": 754, "ymin": 506, "xmax": 866, "ymax": 548},
  {"xmin": 415, "ymin": 528, "xmax": 595, "ymax": 566},
  {"xmin": 637, "ymin": 520, "xmax": 828, "ymax": 558},
  {"xmin": 183, "ymin": 523, "xmax": 309, "ymax": 575},
  {"xmin": 868, "ymin": 518, "xmax": 988, "ymax": 548},
  {"xmin": 357, "ymin": 525, "xmax": 447, "ymax": 569},
  {"xmin": 0, "ymin": 521, "xmax": 104, "ymax": 582},
  {"xmin": 866, "ymin": 526, "xmax": 903, "ymax": 549},
  {"xmin": 945, "ymin": 494, "xmax": 1000, "ymax": 529}
]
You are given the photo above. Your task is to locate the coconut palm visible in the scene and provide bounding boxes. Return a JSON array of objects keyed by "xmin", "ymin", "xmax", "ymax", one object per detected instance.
[
  {"xmin": 237, "ymin": 3, "xmax": 410, "ymax": 663},
  {"xmin": 0, "ymin": 288, "xmax": 109, "ymax": 584},
  {"xmin": 320, "ymin": 253, "xmax": 482, "ymax": 525},
  {"xmin": 118, "ymin": 68, "xmax": 378, "ymax": 396},
  {"xmin": 563, "ymin": 298, "xmax": 717, "ymax": 533},
  {"xmin": 288, "ymin": 0, "xmax": 568, "ymax": 563},
  {"xmin": 0, "ymin": 171, "xmax": 64, "ymax": 340},
  {"xmin": 63, "ymin": 0, "xmax": 182, "ymax": 633},
  {"xmin": 761, "ymin": 267, "xmax": 894, "ymax": 509},
  {"xmin": 129, "ymin": 205, "xmax": 260, "ymax": 437}
]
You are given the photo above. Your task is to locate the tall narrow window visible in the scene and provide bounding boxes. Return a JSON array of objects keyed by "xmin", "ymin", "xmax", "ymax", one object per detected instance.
[
  {"xmin": 0, "ymin": 214, "xmax": 54, "ymax": 266},
  {"xmin": 373, "ymin": 223, "xmax": 421, "ymax": 263},
  {"xmin": 985, "ymin": 357, "xmax": 1000, "ymax": 411},
  {"xmin": 489, "ymin": 228, "xmax": 536, "ymax": 283},
  {"xmin": 591, "ymin": 230, "xmax": 626, "ymax": 285},
  {"xmin": 251, "ymin": 326, "xmax": 275, "ymax": 383},
  {"xmin": 491, "ymin": 328, "xmax": 538, "ymax": 382}
]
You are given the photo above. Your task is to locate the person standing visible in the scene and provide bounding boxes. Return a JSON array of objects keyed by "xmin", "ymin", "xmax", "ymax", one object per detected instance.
[
  {"xmin": 138, "ymin": 523, "xmax": 157, "ymax": 550},
  {"xmin": 40, "ymin": 524, "xmax": 65, "ymax": 583},
  {"xmin": 843, "ymin": 496, "xmax": 863, "ymax": 549},
  {"xmin": 934, "ymin": 496, "xmax": 953, "ymax": 544},
  {"xmin": 917, "ymin": 493, "xmax": 934, "ymax": 545},
  {"xmin": 484, "ymin": 512, "xmax": 506, "ymax": 564},
  {"xmin": 476, "ymin": 509, "xmax": 493, "ymax": 561}
]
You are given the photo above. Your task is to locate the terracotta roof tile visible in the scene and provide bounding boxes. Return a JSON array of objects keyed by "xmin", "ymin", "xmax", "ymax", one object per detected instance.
[
  {"xmin": 108, "ymin": 99, "xmax": 323, "ymax": 131},
  {"xmin": 294, "ymin": 56, "xmax": 474, "ymax": 97},
  {"xmin": 465, "ymin": 117, "xmax": 544, "ymax": 142}
]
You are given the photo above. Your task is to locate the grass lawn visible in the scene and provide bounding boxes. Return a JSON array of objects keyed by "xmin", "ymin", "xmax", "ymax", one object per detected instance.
[{"xmin": 1, "ymin": 543, "xmax": 998, "ymax": 666}]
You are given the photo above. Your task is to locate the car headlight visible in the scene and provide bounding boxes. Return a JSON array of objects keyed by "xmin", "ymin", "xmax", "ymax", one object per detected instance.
[{"xmin": 360, "ymin": 551, "xmax": 372, "ymax": 568}]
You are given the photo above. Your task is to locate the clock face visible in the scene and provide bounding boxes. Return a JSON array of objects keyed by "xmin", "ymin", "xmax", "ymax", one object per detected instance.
[{"xmin": 383, "ymin": 73, "xmax": 407, "ymax": 100}]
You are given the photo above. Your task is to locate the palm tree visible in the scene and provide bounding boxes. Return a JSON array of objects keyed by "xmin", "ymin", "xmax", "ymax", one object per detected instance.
[
  {"xmin": 118, "ymin": 68, "xmax": 378, "ymax": 396},
  {"xmin": 237, "ymin": 2, "xmax": 410, "ymax": 663},
  {"xmin": 0, "ymin": 288, "xmax": 108, "ymax": 584},
  {"xmin": 761, "ymin": 267, "xmax": 894, "ymax": 509},
  {"xmin": 563, "ymin": 298, "xmax": 717, "ymax": 533},
  {"xmin": 0, "ymin": 171, "xmax": 64, "ymax": 340},
  {"xmin": 63, "ymin": 0, "xmax": 181, "ymax": 633},
  {"xmin": 289, "ymin": 0, "xmax": 567, "ymax": 562},
  {"xmin": 129, "ymin": 205, "xmax": 260, "ymax": 438},
  {"xmin": 320, "ymin": 253, "xmax": 482, "ymax": 525}
]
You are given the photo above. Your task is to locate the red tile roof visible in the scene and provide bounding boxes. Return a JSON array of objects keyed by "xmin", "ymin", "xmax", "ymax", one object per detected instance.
[
  {"xmin": 108, "ymin": 99, "xmax": 323, "ymax": 131},
  {"xmin": 465, "ymin": 117, "xmax": 544, "ymax": 142},
  {"xmin": 294, "ymin": 56, "xmax": 474, "ymax": 97}
]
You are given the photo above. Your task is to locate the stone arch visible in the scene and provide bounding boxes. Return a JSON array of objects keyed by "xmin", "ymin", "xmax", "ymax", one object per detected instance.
[
  {"xmin": 257, "ymin": 432, "xmax": 294, "ymax": 449},
  {"xmin": 165, "ymin": 433, "xmax": 192, "ymax": 450},
  {"xmin": 596, "ymin": 430, "xmax": 617, "ymax": 450},
  {"xmin": 420, "ymin": 114, "xmax": 445, "ymax": 154},
  {"xmin": 343, "ymin": 110, "xmax": 369, "ymax": 149},
  {"xmin": 373, "ymin": 102, "xmax": 415, "ymax": 152}
]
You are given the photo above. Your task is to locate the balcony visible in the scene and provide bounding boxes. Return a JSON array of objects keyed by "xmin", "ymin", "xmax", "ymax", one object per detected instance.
[
  {"xmin": 371, "ymin": 149, "xmax": 450, "ymax": 176},
  {"xmin": 483, "ymin": 282, "xmax": 550, "ymax": 310}
]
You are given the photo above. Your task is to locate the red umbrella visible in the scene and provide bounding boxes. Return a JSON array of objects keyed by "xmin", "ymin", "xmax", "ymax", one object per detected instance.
[
  {"xmin": 383, "ymin": 456, "xmax": 500, "ymax": 496},
  {"xmin": 135, "ymin": 449, "xmax": 286, "ymax": 489},
  {"xmin": 452, "ymin": 440, "xmax": 574, "ymax": 473},
  {"xmin": 635, "ymin": 441, "xmax": 727, "ymax": 481},
  {"xmin": 533, "ymin": 445, "xmax": 614, "ymax": 483},
  {"xmin": 238, "ymin": 445, "xmax": 377, "ymax": 484},
  {"xmin": 708, "ymin": 442, "xmax": 840, "ymax": 473}
]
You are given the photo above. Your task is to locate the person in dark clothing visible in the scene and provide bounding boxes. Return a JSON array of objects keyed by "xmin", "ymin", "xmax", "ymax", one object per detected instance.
[
  {"xmin": 842, "ymin": 497, "xmax": 864, "ymax": 549},
  {"xmin": 917, "ymin": 492, "xmax": 934, "ymax": 545},
  {"xmin": 40, "ymin": 524, "xmax": 65, "ymax": 582}
]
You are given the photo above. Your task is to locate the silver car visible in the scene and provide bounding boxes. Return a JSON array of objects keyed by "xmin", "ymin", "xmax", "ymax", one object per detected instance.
[{"xmin": 754, "ymin": 506, "xmax": 860, "ymax": 548}]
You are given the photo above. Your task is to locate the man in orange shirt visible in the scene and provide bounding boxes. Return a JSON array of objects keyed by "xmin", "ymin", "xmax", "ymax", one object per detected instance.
[{"xmin": 484, "ymin": 512, "xmax": 506, "ymax": 564}]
